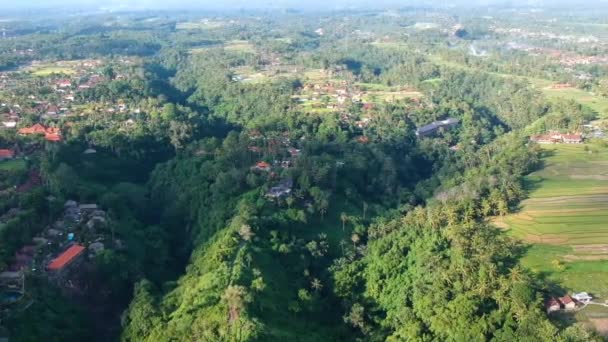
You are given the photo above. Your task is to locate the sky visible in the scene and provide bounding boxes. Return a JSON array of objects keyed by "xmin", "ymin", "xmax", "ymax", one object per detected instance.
[{"xmin": 2, "ymin": 0, "xmax": 606, "ymax": 11}]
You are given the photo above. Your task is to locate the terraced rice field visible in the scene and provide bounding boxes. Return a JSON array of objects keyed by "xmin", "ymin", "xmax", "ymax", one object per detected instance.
[
  {"xmin": 498, "ymin": 144, "xmax": 608, "ymax": 295},
  {"xmin": 503, "ymin": 144, "xmax": 608, "ymax": 244}
]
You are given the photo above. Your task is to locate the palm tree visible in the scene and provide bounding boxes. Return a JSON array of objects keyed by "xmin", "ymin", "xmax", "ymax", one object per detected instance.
[
  {"xmin": 311, "ymin": 278, "xmax": 323, "ymax": 292},
  {"xmin": 340, "ymin": 212, "xmax": 348, "ymax": 231},
  {"xmin": 238, "ymin": 224, "xmax": 254, "ymax": 242},
  {"xmin": 351, "ymin": 233, "xmax": 360, "ymax": 248},
  {"xmin": 481, "ymin": 199, "xmax": 494, "ymax": 216},
  {"xmin": 339, "ymin": 239, "xmax": 347, "ymax": 254}
]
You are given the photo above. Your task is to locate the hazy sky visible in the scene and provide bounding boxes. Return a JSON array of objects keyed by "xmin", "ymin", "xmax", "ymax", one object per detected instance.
[{"xmin": 2, "ymin": 0, "xmax": 605, "ymax": 11}]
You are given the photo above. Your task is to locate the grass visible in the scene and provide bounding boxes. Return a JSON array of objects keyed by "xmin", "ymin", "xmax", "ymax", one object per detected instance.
[
  {"xmin": 302, "ymin": 69, "xmax": 327, "ymax": 81},
  {"xmin": 523, "ymin": 245, "xmax": 608, "ymax": 297},
  {"xmin": 224, "ymin": 40, "xmax": 255, "ymax": 53},
  {"xmin": 0, "ymin": 159, "xmax": 26, "ymax": 172}
]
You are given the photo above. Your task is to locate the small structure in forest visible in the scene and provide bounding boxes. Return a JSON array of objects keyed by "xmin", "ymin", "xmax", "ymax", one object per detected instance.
[
  {"xmin": 416, "ymin": 118, "xmax": 459, "ymax": 137},
  {"xmin": 251, "ymin": 161, "xmax": 271, "ymax": 172},
  {"xmin": 266, "ymin": 178, "xmax": 293, "ymax": 199}
]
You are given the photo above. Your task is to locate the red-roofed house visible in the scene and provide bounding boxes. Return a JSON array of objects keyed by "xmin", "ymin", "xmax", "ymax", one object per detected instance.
[
  {"xmin": 562, "ymin": 134, "xmax": 583, "ymax": 144},
  {"xmin": 545, "ymin": 297, "xmax": 561, "ymax": 314},
  {"xmin": 356, "ymin": 136, "xmax": 370, "ymax": 144},
  {"xmin": 287, "ymin": 148, "xmax": 300, "ymax": 158},
  {"xmin": 530, "ymin": 133, "xmax": 582, "ymax": 144},
  {"xmin": 251, "ymin": 161, "xmax": 271, "ymax": 172},
  {"xmin": 18, "ymin": 124, "xmax": 62, "ymax": 142},
  {"xmin": 47, "ymin": 244, "xmax": 85, "ymax": 272},
  {"xmin": 559, "ymin": 295, "xmax": 576, "ymax": 310},
  {"xmin": 56, "ymin": 80, "xmax": 72, "ymax": 88},
  {"xmin": 19, "ymin": 123, "xmax": 47, "ymax": 135},
  {"xmin": 44, "ymin": 127, "xmax": 62, "ymax": 142},
  {"xmin": 0, "ymin": 149, "xmax": 14, "ymax": 160}
]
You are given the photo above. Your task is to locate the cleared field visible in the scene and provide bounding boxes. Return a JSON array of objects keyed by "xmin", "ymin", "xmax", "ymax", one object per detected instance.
[
  {"xmin": 362, "ymin": 91, "xmax": 423, "ymax": 102},
  {"xmin": 499, "ymin": 144, "xmax": 608, "ymax": 296},
  {"xmin": 370, "ymin": 41, "xmax": 408, "ymax": 49},
  {"xmin": 30, "ymin": 66, "xmax": 76, "ymax": 76},
  {"xmin": 223, "ymin": 40, "xmax": 255, "ymax": 53},
  {"xmin": 190, "ymin": 40, "xmax": 255, "ymax": 54},
  {"xmin": 176, "ymin": 21, "xmax": 227, "ymax": 30}
]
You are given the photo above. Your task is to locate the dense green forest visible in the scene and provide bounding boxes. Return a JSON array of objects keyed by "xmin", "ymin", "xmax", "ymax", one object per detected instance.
[{"xmin": 0, "ymin": 5, "xmax": 607, "ymax": 342}]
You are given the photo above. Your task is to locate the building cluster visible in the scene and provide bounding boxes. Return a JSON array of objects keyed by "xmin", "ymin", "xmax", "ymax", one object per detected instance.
[
  {"xmin": 0, "ymin": 58, "xmax": 138, "ymax": 139},
  {"xmin": 18, "ymin": 123, "xmax": 62, "ymax": 142},
  {"xmin": 505, "ymin": 41, "xmax": 608, "ymax": 67},
  {"xmin": 546, "ymin": 292, "xmax": 593, "ymax": 314},
  {"xmin": 248, "ymin": 130, "xmax": 300, "ymax": 199},
  {"xmin": 0, "ymin": 199, "xmax": 116, "ymax": 310},
  {"xmin": 298, "ymin": 80, "xmax": 365, "ymax": 109},
  {"xmin": 496, "ymin": 27, "xmax": 600, "ymax": 44},
  {"xmin": 529, "ymin": 132, "xmax": 583, "ymax": 144}
]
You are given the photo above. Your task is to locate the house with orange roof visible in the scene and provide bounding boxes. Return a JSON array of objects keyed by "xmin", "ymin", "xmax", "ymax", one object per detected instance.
[
  {"xmin": 0, "ymin": 149, "xmax": 14, "ymax": 160},
  {"xmin": 251, "ymin": 161, "xmax": 271, "ymax": 172},
  {"xmin": 18, "ymin": 123, "xmax": 47, "ymax": 135},
  {"xmin": 47, "ymin": 244, "xmax": 85, "ymax": 275},
  {"xmin": 18, "ymin": 124, "xmax": 62, "ymax": 142}
]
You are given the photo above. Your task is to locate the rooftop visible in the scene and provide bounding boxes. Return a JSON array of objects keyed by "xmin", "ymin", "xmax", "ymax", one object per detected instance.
[
  {"xmin": 416, "ymin": 118, "xmax": 459, "ymax": 136},
  {"xmin": 48, "ymin": 244, "xmax": 85, "ymax": 271}
]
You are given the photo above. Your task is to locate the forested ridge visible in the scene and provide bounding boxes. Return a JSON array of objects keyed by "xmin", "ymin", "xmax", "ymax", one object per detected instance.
[{"xmin": 0, "ymin": 8, "xmax": 606, "ymax": 342}]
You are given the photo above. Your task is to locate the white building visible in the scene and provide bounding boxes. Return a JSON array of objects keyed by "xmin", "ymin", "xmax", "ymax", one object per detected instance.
[{"xmin": 573, "ymin": 292, "xmax": 593, "ymax": 303}]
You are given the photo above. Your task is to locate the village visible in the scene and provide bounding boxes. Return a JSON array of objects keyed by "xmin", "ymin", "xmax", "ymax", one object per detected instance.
[
  {"xmin": 0, "ymin": 57, "xmax": 139, "ymax": 138},
  {"xmin": 0, "ymin": 58, "xmax": 143, "ymax": 323},
  {"xmin": 0, "ymin": 199, "xmax": 116, "ymax": 308}
]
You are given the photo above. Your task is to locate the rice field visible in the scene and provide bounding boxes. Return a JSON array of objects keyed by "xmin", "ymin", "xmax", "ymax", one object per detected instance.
[
  {"xmin": 503, "ymin": 145, "xmax": 608, "ymax": 244},
  {"xmin": 498, "ymin": 144, "xmax": 608, "ymax": 296}
]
